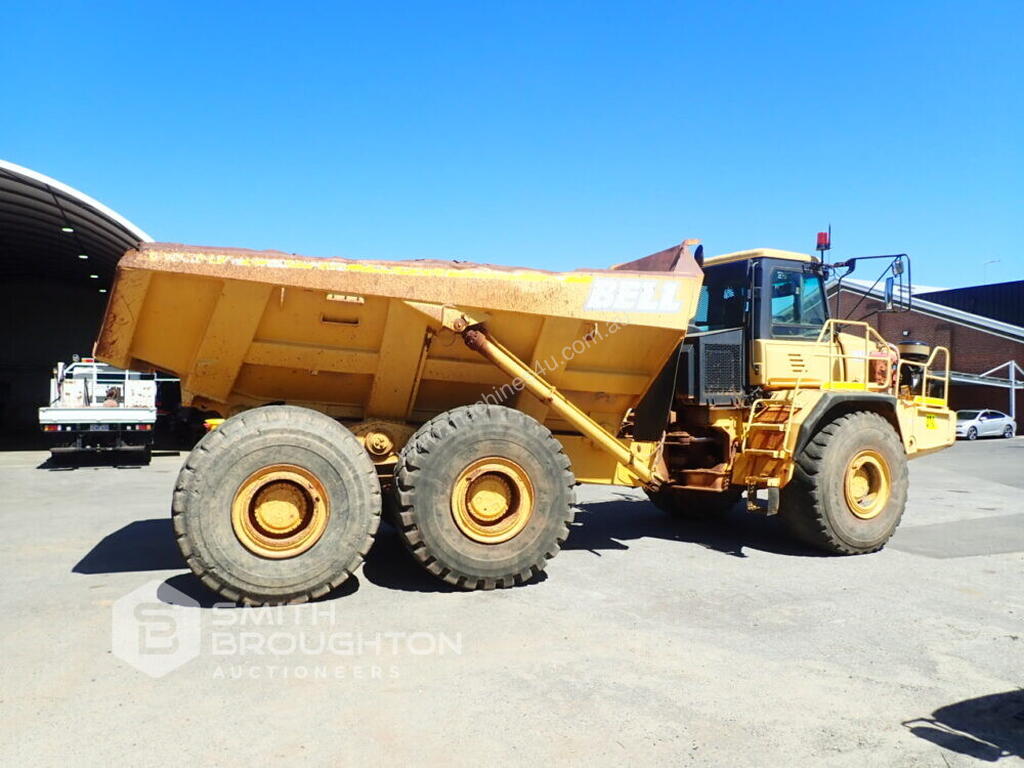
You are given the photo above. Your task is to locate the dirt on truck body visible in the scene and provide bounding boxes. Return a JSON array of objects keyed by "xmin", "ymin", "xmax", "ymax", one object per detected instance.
[{"xmin": 96, "ymin": 239, "xmax": 955, "ymax": 604}]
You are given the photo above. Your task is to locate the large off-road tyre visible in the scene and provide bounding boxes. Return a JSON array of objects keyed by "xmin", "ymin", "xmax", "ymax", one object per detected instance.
[
  {"xmin": 780, "ymin": 411, "xmax": 908, "ymax": 555},
  {"xmin": 645, "ymin": 487, "xmax": 742, "ymax": 518},
  {"xmin": 392, "ymin": 404, "xmax": 575, "ymax": 589},
  {"xmin": 172, "ymin": 405, "xmax": 381, "ymax": 605}
]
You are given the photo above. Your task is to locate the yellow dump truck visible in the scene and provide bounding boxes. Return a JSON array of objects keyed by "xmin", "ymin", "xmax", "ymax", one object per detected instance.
[{"xmin": 96, "ymin": 240, "xmax": 955, "ymax": 604}]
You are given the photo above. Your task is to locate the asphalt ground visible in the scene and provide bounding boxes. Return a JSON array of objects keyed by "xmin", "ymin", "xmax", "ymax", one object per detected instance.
[{"xmin": 1, "ymin": 437, "xmax": 1021, "ymax": 766}]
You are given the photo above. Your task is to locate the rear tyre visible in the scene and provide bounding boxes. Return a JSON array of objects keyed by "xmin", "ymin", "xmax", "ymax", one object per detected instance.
[
  {"xmin": 172, "ymin": 405, "xmax": 381, "ymax": 605},
  {"xmin": 1004, "ymin": 425, "xmax": 1015, "ymax": 439},
  {"xmin": 780, "ymin": 411, "xmax": 908, "ymax": 555},
  {"xmin": 393, "ymin": 404, "xmax": 575, "ymax": 589},
  {"xmin": 967, "ymin": 426, "xmax": 978, "ymax": 440},
  {"xmin": 645, "ymin": 487, "xmax": 742, "ymax": 518}
]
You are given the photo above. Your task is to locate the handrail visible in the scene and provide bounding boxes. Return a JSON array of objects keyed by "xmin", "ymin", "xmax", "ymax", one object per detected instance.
[
  {"xmin": 806, "ymin": 320, "xmax": 950, "ymax": 406},
  {"xmin": 897, "ymin": 345, "xmax": 950, "ymax": 405},
  {"xmin": 811, "ymin": 319, "xmax": 897, "ymax": 393}
]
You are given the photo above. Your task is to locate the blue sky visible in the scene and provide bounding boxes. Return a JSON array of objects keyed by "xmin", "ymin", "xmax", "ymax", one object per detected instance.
[{"xmin": 2, "ymin": 1, "xmax": 1021, "ymax": 288}]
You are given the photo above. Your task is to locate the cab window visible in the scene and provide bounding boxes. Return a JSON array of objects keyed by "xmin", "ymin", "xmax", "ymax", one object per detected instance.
[
  {"xmin": 692, "ymin": 262, "xmax": 748, "ymax": 333},
  {"xmin": 770, "ymin": 269, "xmax": 826, "ymax": 339}
]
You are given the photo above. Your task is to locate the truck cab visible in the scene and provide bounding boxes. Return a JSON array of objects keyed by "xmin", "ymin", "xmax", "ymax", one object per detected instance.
[
  {"xmin": 679, "ymin": 248, "xmax": 832, "ymax": 404},
  {"xmin": 646, "ymin": 246, "xmax": 955, "ymax": 554}
]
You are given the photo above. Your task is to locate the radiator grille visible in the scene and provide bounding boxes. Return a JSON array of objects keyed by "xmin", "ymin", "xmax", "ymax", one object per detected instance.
[{"xmin": 703, "ymin": 344, "xmax": 743, "ymax": 394}]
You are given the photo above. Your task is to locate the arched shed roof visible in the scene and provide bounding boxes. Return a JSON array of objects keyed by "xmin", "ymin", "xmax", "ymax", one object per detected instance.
[{"xmin": 0, "ymin": 159, "xmax": 152, "ymax": 286}]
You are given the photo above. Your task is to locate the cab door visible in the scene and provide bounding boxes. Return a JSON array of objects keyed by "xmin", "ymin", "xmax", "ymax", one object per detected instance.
[{"xmin": 749, "ymin": 262, "xmax": 831, "ymax": 388}]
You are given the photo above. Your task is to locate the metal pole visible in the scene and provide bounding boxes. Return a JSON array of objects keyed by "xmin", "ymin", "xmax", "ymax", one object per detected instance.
[
  {"xmin": 461, "ymin": 326, "xmax": 661, "ymax": 486},
  {"xmin": 1011, "ymin": 363, "xmax": 1017, "ymax": 428}
]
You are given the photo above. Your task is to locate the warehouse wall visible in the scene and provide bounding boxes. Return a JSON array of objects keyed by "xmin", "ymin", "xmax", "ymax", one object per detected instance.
[
  {"xmin": 951, "ymin": 384, "xmax": 1023, "ymax": 422},
  {"xmin": 0, "ymin": 278, "xmax": 107, "ymax": 445}
]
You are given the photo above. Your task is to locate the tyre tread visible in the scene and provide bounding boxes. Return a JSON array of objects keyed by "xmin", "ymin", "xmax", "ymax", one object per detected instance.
[
  {"xmin": 171, "ymin": 406, "xmax": 381, "ymax": 606},
  {"xmin": 780, "ymin": 410, "xmax": 907, "ymax": 554},
  {"xmin": 392, "ymin": 404, "xmax": 576, "ymax": 590}
]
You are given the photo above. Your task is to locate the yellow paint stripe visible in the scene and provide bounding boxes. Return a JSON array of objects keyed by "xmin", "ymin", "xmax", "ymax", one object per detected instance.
[{"xmin": 822, "ymin": 381, "xmax": 870, "ymax": 391}]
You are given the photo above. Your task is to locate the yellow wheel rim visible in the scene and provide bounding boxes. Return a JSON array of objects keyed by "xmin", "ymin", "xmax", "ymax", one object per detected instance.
[
  {"xmin": 231, "ymin": 464, "xmax": 329, "ymax": 559},
  {"xmin": 451, "ymin": 457, "xmax": 535, "ymax": 544},
  {"xmin": 843, "ymin": 449, "xmax": 891, "ymax": 520}
]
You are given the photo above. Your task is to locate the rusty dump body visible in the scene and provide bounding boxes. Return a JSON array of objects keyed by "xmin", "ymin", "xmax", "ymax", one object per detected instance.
[
  {"xmin": 96, "ymin": 241, "xmax": 703, "ymax": 485},
  {"xmin": 96, "ymin": 239, "xmax": 955, "ymax": 603}
]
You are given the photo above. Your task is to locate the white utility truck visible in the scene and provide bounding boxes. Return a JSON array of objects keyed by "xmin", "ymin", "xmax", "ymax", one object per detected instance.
[{"xmin": 38, "ymin": 357, "xmax": 158, "ymax": 459}]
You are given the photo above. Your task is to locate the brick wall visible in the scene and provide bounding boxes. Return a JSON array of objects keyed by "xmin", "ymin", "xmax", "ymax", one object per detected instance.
[{"xmin": 953, "ymin": 384, "xmax": 1022, "ymax": 423}]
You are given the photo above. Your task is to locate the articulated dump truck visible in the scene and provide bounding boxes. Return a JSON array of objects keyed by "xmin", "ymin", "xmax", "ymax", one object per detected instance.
[{"xmin": 96, "ymin": 240, "xmax": 955, "ymax": 605}]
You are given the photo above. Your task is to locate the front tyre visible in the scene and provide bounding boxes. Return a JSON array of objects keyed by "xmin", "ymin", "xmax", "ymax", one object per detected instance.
[
  {"xmin": 780, "ymin": 411, "xmax": 908, "ymax": 555},
  {"xmin": 966, "ymin": 426, "xmax": 978, "ymax": 441},
  {"xmin": 392, "ymin": 405, "xmax": 575, "ymax": 589},
  {"xmin": 172, "ymin": 406, "xmax": 381, "ymax": 605}
]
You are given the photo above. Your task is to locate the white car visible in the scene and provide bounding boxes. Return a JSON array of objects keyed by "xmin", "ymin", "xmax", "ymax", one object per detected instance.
[{"xmin": 955, "ymin": 409, "xmax": 1016, "ymax": 440}]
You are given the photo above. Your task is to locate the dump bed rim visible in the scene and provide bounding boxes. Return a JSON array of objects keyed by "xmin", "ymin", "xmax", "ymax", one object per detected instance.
[{"xmin": 127, "ymin": 241, "xmax": 703, "ymax": 279}]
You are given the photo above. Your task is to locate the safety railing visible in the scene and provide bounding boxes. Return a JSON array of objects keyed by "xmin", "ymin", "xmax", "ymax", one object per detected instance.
[
  {"xmin": 813, "ymin": 319, "xmax": 898, "ymax": 393},
  {"xmin": 897, "ymin": 345, "xmax": 950, "ymax": 407}
]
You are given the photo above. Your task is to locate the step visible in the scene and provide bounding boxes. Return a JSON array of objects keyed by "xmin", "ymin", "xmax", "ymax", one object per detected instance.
[
  {"xmin": 742, "ymin": 448, "xmax": 789, "ymax": 459},
  {"xmin": 750, "ymin": 404, "xmax": 795, "ymax": 416}
]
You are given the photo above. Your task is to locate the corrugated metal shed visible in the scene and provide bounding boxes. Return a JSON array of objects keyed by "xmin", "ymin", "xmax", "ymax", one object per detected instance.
[
  {"xmin": 828, "ymin": 278, "xmax": 1024, "ymax": 344},
  {"xmin": 918, "ymin": 281, "xmax": 1024, "ymax": 328}
]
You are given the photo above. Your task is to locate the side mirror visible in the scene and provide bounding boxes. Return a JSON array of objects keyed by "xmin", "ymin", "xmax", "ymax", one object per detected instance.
[{"xmin": 884, "ymin": 276, "xmax": 896, "ymax": 311}]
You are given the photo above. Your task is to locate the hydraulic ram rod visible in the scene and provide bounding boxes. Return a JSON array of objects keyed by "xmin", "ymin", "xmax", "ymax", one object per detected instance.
[{"xmin": 461, "ymin": 326, "xmax": 661, "ymax": 487}]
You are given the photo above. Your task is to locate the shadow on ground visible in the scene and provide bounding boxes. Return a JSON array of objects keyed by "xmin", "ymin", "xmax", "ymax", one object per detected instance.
[
  {"xmin": 74, "ymin": 519, "xmax": 184, "ymax": 574},
  {"xmin": 360, "ymin": 523, "xmax": 461, "ymax": 593},
  {"xmin": 566, "ymin": 493, "xmax": 821, "ymax": 559},
  {"xmin": 72, "ymin": 493, "xmax": 818, "ymax": 606},
  {"xmin": 72, "ymin": 517, "xmax": 360, "ymax": 607},
  {"xmin": 360, "ymin": 522, "xmax": 548, "ymax": 593},
  {"xmin": 36, "ymin": 450, "xmax": 169, "ymax": 470},
  {"xmin": 904, "ymin": 690, "xmax": 1024, "ymax": 762},
  {"xmin": 160, "ymin": 570, "xmax": 360, "ymax": 608}
]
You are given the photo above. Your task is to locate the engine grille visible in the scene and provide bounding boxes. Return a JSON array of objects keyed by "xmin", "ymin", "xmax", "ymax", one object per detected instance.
[{"xmin": 703, "ymin": 343, "xmax": 743, "ymax": 394}]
